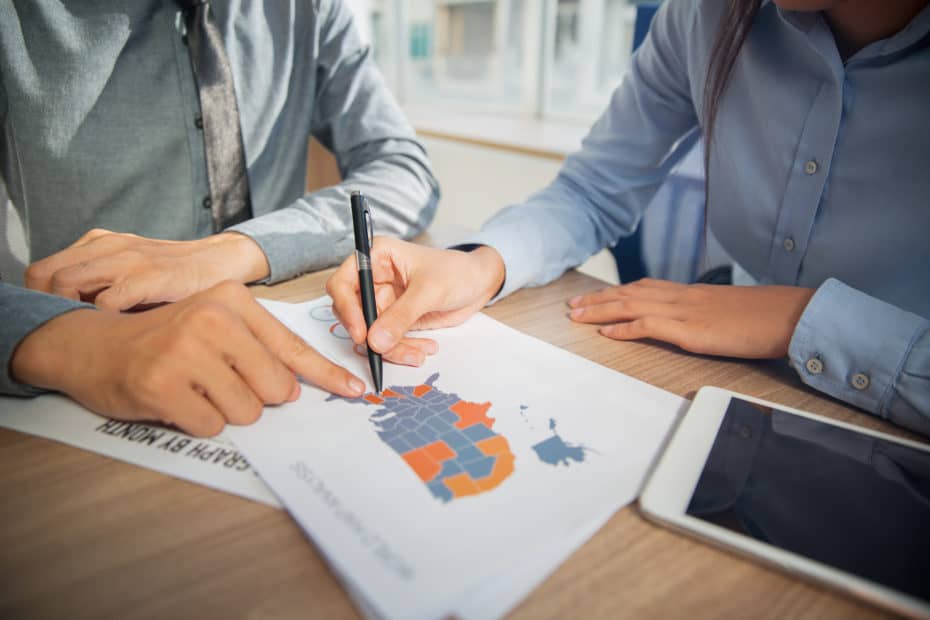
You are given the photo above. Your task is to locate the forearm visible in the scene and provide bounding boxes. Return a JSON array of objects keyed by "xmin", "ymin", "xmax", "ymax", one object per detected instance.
[
  {"xmin": 788, "ymin": 278, "xmax": 930, "ymax": 435},
  {"xmin": 230, "ymin": 139, "xmax": 438, "ymax": 284},
  {"xmin": 0, "ymin": 283, "xmax": 94, "ymax": 396}
]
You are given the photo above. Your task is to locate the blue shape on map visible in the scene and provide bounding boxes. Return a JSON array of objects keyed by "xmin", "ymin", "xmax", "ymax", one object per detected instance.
[
  {"xmin": 462, "ymin": 423, "xmax": 495, "ymax": 442},
  {"xmin": 532, "ymin": 434, "xmax": 587, "ymax": 466},
  {"xmin": 427, "ymin": 416, "xmax": 449, "ymax": 433},
  {"xmin": 387, "ymin": 435, "xmax": 410, "ymax": 452},
  {"xmin": 455, "ymin": 445, "xmax": 484, "ymax": 463},
  {"xmin": 439, "ymin": 459, "xmax": 463, "ymax": 477},
  {"xmin": 416, "ymin": 426, "xmax": 437, "ymax": 442},
  {"xmin": 464, "ymin": 456, "xmax": 496, "ymax": 479},
  {"xmin": 440, "ymin": 430, "xmax": 470, "ymax": 449},
  {"xmin": 428, "ymin": 479, "xmax": 454, "ymax": 502}
]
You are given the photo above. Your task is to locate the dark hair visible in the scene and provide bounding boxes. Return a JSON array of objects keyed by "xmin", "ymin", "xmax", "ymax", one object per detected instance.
[{"xmin": 701, "ymin": 0, "xmax": 762, "ymax": 261}]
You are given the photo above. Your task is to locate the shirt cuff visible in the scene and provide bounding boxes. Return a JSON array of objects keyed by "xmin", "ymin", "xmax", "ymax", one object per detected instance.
[
  {"xmin": 0, "ymin": 284, "xmax": 94, "ymax": 397},
  {"xmin": 455, "ymin": 226, "xmax": 540, "ymax": 304},
  {"xmin": 229, "ymin": 212, "xmax": 354, "ymax": 285},
  {"xmin": 788, "ymin": 277, "xmax": 930, "ymax": 429}
]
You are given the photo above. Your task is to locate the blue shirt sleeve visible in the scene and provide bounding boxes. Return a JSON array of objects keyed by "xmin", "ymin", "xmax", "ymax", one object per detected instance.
[
  {"xmin": 230, "ymin": 0, "xmax": 439, "ymax": 284},
  {"xmin": 0, "ymin": 283, "xmax": 93, "ymax": 397},
  {"xmin": 459, "ymin": 0, "xmax": 700, "ymax": 299},
  {"xmin": 789, "ymin": 279, "xmax": 930, "ymax": 436}
]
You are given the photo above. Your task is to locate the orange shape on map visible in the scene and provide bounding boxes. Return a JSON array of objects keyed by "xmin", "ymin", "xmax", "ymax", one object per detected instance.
[
  {"xmin": 450, "ymin": 400, "xmax": 494, "ymax": 430},
  {"xmin": 402, "ymin": 449, "xmax": 441, "ymax": 482},
  {"xmin": 381, "ymin": 389, "xmax": 403, "ymax": 399},
  {"xmin": 444, "ymin": 472, "xmax": 481, "ymax": 498},
  {"xmin": 477, "ymin": 453, "xmax": 515, "ymax": 491},
  {"xmin": 423, "ymin": 440, "xmax": 455, "ymax": 462},
  {"xmin": 364, "ymin": 394, "xmax": 384, "ymax": 404},
  {"xmin": 412, "ymin": 384, "xmax": 432, "ymax": 397},
  {"xmin": 476, "ymin": 435, "xmax": 510, "ymax": 457}
]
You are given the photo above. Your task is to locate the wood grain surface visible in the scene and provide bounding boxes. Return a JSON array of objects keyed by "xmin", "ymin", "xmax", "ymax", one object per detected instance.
[{"xmin": 1, "ymin": 267, "xmax": 915, "ymax": 620}]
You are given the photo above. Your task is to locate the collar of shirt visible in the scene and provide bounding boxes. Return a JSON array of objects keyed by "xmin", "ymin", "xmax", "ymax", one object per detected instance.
[{"xmin": 771, "ymin": 0, "xmax": 930, "ymax": 61}]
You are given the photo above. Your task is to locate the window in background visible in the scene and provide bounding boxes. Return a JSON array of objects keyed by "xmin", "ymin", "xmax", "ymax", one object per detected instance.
[
  {"xmin": 366, "ymin": 0, "xmax": 658, "ymax": 123},
  {"xmin": 547, "ymin": 0, "xmax": 638, "ymax": 120},
  {"xmin": 401, "ymin": 0, "xmax": 536, "ymax": 112}
]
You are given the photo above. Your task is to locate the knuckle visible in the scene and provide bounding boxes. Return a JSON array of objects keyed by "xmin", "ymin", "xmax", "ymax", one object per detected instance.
[
  {"xmin": 242, "ymin": 397, "xmax": 263, "ymax": 424},
  {"xmin": 285, "ymin": 330, "xmax": 310, "ymax": 359},
  {"xmin": 49, "ymin": 270, "xmax": 70, "ymax": 290},
  {"xmin": 86, "ymin": 227, "xmax": 110, "ymax": 239},
  {"xmin": 187, "ymin": 301, "xmax": 234, "ymax": 332},
  {"xmin": 267, "ymin": 376, "xmax": 294, "ymax": 404},
  {"xmin": 24, "ymin": 262, "xmax": 47, "ymax": 287},
  {"xmin": 197, "ymin": 416, "xmax": 226, "ymax": 438}
]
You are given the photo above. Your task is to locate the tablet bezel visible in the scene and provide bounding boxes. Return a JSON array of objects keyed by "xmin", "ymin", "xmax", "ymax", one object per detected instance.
[{"xmin": 639, "ymin": 386, "xmax": 930, "ymax": 618}]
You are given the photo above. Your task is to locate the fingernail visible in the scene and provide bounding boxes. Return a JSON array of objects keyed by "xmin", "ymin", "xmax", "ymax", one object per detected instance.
[
  {"xmin": 570, "ymin": 308, "xmax": 584, "ymax": 319},
  {"xmin": 423, "ymin": 341, "xmax": 438, "ymax": 355},
  {"xmin": 369, "ymin": 327, "xmax": 393, "ymax": 352},
  {"xmin": 348, "ymin": 377, "xmax": 365, "ymax": 395},
  {"xmin": 402, "ymin": 353, "xmax": 421, "ymax": 366},
  {"xmin": 568, "ymin": 296, "xmax": 582, "ymax": 307}
]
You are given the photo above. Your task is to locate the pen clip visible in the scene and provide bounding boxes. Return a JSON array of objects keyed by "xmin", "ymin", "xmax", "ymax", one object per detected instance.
[{"xmin": 363, "ymin": 198, "xmax": 374, "ymax": 247}]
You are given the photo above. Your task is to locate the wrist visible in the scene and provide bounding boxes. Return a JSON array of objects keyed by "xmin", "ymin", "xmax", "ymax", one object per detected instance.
[
  {"xmin": 11, "ymin": 309, "xmax": 103, "ymax": 393},
  {"xmin": 470, "ymin": 246, "xmax": 506, "ymax": 303},
  {"xmin": 205, "ymin": 232, "xmax": 270, "ymax": 284}
]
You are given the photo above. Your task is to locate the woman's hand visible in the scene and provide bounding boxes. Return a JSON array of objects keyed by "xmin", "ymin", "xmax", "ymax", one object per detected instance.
[
  {"xmin": 568, "ymin": 278, "xmax": 815, "ymax": 359},
  {"xmin": 25, "ymin": 228, "xmax": 269, "ymax": 310},
  {"xmin": 326, "ymin": 237, "xmax": 506, "ymax": 362}
]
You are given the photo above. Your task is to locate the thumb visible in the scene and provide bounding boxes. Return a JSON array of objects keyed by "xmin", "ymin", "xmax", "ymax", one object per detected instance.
[{"xmin": 367, "ymin": 283, "xmax": 437, "ymax": 354}]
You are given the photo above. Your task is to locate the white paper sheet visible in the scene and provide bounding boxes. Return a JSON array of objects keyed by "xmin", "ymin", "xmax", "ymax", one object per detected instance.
[
  {"xmin": 228, "ymin": 297, "xmax": 686, "ymax": 619},
  {"xmin": 0, "ymin": 393, "xmax": 280, "ymax": 507}
]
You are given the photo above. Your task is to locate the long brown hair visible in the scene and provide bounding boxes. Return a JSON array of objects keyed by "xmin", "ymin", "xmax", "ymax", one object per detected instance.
[{"xmin": 701, "ymin": 0, "xmax": 762, "ymax": 262}]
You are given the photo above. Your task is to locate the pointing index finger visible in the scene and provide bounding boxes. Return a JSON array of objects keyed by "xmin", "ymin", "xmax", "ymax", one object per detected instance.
[{"xmin": 221, "ymin": 285, "xmax": 365, "ymax": 397}]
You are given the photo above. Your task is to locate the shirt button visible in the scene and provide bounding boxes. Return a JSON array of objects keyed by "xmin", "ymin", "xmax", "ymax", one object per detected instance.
[
  {"xmin": 805, "ymin": 358, "xmax": 823, "ymax": 374},
  {"xmin": 804, "ymin": 159, "xmax": 819, "ymax": 175},
  {"xmin": 738, "ymin": 425, "xmax": 753, "ymax": 440},
  {"xmin": 851, "ymin": 373, "xmax": 870, "ymax": 390},
  {"xmin": 194, "ymin": 115, "xmax": 204, "ymax": 130},
  {"xmin": 202, "ymin": 196, "xmax": 212, "ymax": 209},
  {"xmin": 783, "ymin": 237, "xmax": 796, "ymax": 252}
]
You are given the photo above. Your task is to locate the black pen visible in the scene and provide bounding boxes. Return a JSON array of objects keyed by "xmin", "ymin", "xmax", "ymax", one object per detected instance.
[{"xmin": 350, "ymin": 191, "xmax": 383, "ymax": 394}]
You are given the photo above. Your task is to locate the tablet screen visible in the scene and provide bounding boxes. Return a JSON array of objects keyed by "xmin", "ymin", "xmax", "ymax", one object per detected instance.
[{"xmin": 686, "ymin": 397, "xmax": 930, "ymax": 603}]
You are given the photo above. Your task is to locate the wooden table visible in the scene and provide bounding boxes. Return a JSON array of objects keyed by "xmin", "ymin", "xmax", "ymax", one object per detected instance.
[{"xmin": 0, "ymin": 268, "xmax": 918, "ymax": 619}]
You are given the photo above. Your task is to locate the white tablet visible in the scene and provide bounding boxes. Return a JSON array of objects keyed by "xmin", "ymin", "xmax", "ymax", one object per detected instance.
[{"xmin": 640, "ymin": 386, "xmax": 930, "ymax": 618}]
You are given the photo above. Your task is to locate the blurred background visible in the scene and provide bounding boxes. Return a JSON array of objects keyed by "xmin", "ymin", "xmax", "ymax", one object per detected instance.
[{"xmin": 330, "ymin": 0, "xmax": 669, "ymax": 283}]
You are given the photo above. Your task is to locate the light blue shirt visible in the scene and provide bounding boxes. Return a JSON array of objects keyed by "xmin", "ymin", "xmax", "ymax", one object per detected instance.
[{"xmin": 465, "ymin": 0, "xmax": 930, "ymax": 434}]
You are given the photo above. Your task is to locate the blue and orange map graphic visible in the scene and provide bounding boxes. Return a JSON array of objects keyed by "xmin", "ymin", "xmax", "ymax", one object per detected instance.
[{"xmin": 330, "ymin": 373, "xmax": 515, "ymax": 502}]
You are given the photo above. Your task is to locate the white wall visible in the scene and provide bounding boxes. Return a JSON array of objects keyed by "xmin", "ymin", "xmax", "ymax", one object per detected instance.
[{"xmin": 421, "ymin": 136, "xmax": 619, "ymax": 285}]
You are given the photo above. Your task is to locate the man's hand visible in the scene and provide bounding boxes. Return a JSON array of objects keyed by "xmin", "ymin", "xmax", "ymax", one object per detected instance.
[
  {"xmin": 11, "ymin": 281, "xmax": 365, "ymax": 437},
  {"xmin": 326, "ymin": 237, "xmax": 505, "ymax": 363},
  {"xmin": 24, "ymin": 229, "xmax": 270, "ymax": 310},
  {"xmin": 568, "ymin": 278, "xmax": 816, "ymax": 359}
]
